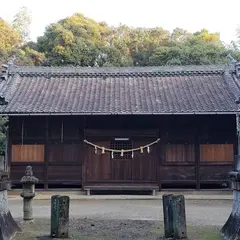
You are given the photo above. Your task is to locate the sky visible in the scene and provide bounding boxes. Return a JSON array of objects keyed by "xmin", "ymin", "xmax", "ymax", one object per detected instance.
[{"xmin": 1, "ymin": 0, "xmax": 240, "ymax": 44}]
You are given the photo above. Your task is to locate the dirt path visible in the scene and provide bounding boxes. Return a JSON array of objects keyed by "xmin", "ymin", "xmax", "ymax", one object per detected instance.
[{"xmin": 9, "ymin": 199, "xmax": 232, "ymax": 226}]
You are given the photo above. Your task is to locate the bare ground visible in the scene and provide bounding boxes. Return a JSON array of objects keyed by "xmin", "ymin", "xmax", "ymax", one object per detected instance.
[
  {"xmin": 14, "ymin": 218, "xmax": 222, "ymax": 240},
  {"xmin": 10, "ymin": 199, "xmax": 230, "ymax": 240}
]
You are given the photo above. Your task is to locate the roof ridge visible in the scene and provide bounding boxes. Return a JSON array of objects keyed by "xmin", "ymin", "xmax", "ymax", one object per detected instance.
[
  {"xmin": 14, "ymin": 70, "xmax": 225, "ymax": 78},
  {"xmin": 8, "ymin": 64, "xmax": 225, "ymax": 76}
]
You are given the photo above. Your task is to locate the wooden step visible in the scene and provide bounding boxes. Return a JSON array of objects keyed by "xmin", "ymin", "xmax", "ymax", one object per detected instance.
[{"xmin": 83, "ymin": 183, "xmax": 159, "ymax": 196}]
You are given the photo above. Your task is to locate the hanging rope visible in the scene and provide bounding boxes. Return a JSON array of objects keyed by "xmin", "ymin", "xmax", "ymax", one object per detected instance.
[{"xmin": 83, "ymin": 138, "xmax": 160, "ymax": 153}]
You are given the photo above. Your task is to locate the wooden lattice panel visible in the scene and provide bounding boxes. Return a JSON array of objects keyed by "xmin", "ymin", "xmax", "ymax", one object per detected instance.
[{"xmin": 110, "ymin": 140, "xmax": 133, "ymax": 160}]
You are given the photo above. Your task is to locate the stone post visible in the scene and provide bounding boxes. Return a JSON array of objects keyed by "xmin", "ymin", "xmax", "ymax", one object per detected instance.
[
  {"xmin": 172, "ymin": 195, "xmax": 187, "ymax": 239},
  {"xmin": 51, "ymin": 195, "xmax": 70, "ymax": 238},
  {"xmin": 162, "ymin": 194, "xmax": 187, "ymax": 239},
  {"xmin": 0, "ymin": 170, "xmax": 21, "ymax": 239},
  {"xmin": 163, "ymin": 194, "xmax": 174, "ymax": 238},
  {"xmin": 20, "ymin": 166, "xmax": 39, "ymax": 221}
]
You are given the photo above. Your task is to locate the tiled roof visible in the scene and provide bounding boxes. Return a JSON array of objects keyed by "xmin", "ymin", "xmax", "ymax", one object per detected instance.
[{"xmin": 0, "ymin": 64, "xmax": 239, "ymax": 115}]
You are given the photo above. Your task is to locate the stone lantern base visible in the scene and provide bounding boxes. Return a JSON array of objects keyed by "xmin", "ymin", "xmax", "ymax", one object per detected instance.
[
  {"xmin": 0, "ymin": 172, "xmax": 21, "ymax": 239},
  {"xmin": 221, "ymin": 171, "xmax": 240, "ymax": 240}
]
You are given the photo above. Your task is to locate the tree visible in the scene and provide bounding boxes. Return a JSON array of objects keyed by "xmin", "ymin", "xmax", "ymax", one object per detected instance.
[
  {"xmin": 12, "ymin": 6, "xmax": 32, "ymax": 42},
  {"xmin": 36, "ymin": 14, "xmax": 106, "ymax": 66},
  {"xmin": 150, "ymin": 37, "xmax": 230, "ymax": 66},
  {"xmin": 170, "ymin": 28, "xmax": 192, "ymax": 41},
  {"xmin": 36, "ymin": 14, "xmax": 133, "ymax": 66},
  {"xmin": 103, "ymin": 25, "xmax": 170, "ymax": 66},
  {"xmin": 0, "ymin": 15, "xmax": 44, "ymax": 66},
  {"xmin": 0, "ymin": 18, "xmax": 21, "ymax": 66},
  {"xmin": 194, "ymin": 28, "xmax": 221, "ymax": 43},
  {"xmin": 35, "ymin": 13, "xmax": 239, "ymax": 67},
  {"xmin": 0, "ymin": 18, "xmax": 21, "ymax": 57}
]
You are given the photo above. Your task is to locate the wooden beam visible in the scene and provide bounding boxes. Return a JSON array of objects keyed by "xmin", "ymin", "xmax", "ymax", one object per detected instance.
[
  {"xmin": 44, "ymin": 116, "xmax": 49, "ymax": 189},
  {"xmin": 195, "ymin": 116, "xmax": 200, "ymax": 190}
]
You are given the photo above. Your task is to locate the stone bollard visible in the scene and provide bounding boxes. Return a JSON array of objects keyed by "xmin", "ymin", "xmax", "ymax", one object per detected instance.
[
  {"xmin": 51, "ymin": 195, "xmax": 70, "ymax": 238},
  {"xmin": 0, "ymin": 170, "xmax": 21, "ymax": 239},
  {"xmin": 162, "ymin": 194, "xmax": 187, "ymax": 239},
  {"xmin": 221, "ymin": 170, "xmax": 240, "ymax": 239},
  {"xmin": 172, "ymin": 195, "xmax": 187, "ymax": 239},
  {"xmin": 20, "ymin": 166, "xmax": 39, "ymax": 221},
  {"xmin": 163, "ymin": 194, "xmax": 174, "ymax": 238}
]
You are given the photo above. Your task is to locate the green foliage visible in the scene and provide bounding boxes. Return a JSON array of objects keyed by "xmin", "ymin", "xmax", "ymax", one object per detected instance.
[
  {"xmin": 194, "ymin": 28, "xmax": 221, "ymax": 43},
  {"xmin": 35, "ymin": 14, "xmax": 240, "ymax": 67},
  {"xmin": 0, "ymin": 18, "xmax": 21, "ymax": 54},
  {"xmin": 0, "ymin": 117, "xmax": 8, "ymax": 156},
  {"xmin": 150, "ymin": 34, "xmax": 231, "ymax": 66},
  {"xmin": 1, "ymin": 12, "xmax": 240, "ymax": 67},
  {"xmin": 35, "ymin": 15, "xmax": 171, "ymax": 66},
  {"xmin": 0, "ymin": 11, "xmax": 44, "ymax": 66},
  {"xmin": 13, "ymin": 46, "xmax": 45, "ymax": 66}
]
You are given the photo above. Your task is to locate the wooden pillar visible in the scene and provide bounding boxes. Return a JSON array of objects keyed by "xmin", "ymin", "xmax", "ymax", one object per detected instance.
[
  {"xmin": 44, "ymin": 116, "xmax": 49, "ymax": 189},
  {"xmin": 236, "ymin": 114, "xmax": 240, "ymax": 171},
  {"xmin": 7, "ymin": 124, "xmax": 11, "ymax": 173},
  {"xmin": 157, "ymin": 140, "xmax": 162, "ymax": 191},
  {"xmin": 82, "ymin": 116, "xmax": 86, "ymax": 189},
  {"xmin": 195, "ymin": 116, "xmax": 200, "ymax": 190}
]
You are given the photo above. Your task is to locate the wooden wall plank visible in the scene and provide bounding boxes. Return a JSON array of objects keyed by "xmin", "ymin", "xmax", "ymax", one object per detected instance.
[
  {"xmin": 10, "ymin": 164, "xmax": 44, "ymax": 183},
  {"xmin": 200, "ymin": 144, "xmax": 234, "ymax": 162},
  {"xmin": 200, "ymin": 165, "xmax": 233, "ymax": 181},
  {"xmin": 12, "ymin": 145, "xmax": 44, "ymax": 162},
  {"xmin": 164, "ymin": 144, "xmax": 195, "ymax": 163},
  {"xmin": 49, "ymin": 144, "xmax": 83, "ymax": 163},
  {"xmin": 85, "ymin": 141, "xmax": 111, "ymax": 181},
  {"xmin": 132, "ymin": 140, "xmax": 157, "ymax": 181},
  {"xmin": 160, "ymin": 166, "xmax": 195, "ymax": 181},
  {"xmin": 48, "ymin": 165, "xmax": 82, "ymax": 183}
]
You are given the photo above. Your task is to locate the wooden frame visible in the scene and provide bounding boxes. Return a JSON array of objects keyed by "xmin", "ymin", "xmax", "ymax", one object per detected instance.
[{"xmin": 7, "ymin": 114, "xmax": 236, "ymax": 190}]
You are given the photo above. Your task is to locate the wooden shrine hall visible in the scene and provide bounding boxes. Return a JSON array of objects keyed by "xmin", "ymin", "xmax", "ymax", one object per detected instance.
[{"xmin": 0, "ymin": 62, "xmax": 240, "ymax": 193}]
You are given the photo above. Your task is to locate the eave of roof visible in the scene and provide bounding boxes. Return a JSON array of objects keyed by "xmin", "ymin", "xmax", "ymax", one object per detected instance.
[{"xmin": 1, "ymin": 111, "xmax": 238, "ymax": 116}]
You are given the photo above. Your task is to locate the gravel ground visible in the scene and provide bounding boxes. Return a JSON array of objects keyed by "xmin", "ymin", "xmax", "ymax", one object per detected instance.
[
  {"xmin": 9, "ymin": 199, "xmax": 231, "ymax": 240},
  {"xmin": 13, "ymin": 218, "xmax": 222, "ymax": 240}
]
